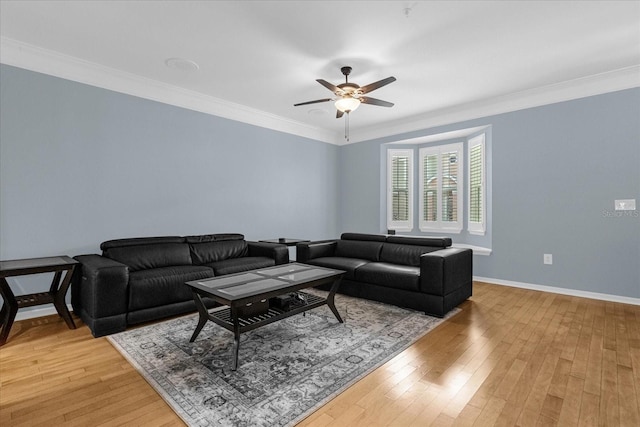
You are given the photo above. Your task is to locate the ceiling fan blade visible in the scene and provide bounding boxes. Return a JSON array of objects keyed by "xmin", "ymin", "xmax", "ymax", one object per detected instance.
[
  {"xmin": 336, "ymin": 110, "xmax": 344, "ymax": 119},
  {"xmin": 360, "ymin": 97, "xmax": 394, "ymax": 107},
  {"xmin": 293, "ymin": 98, "xmax": 332, "ymax": 107},
  {"xmin": 359, "ymin": 76, "xmax": 396, "ymax": 94},
  {"xmin": 317, "ymin": 79, "xmax": 341, "ymax": 94}
]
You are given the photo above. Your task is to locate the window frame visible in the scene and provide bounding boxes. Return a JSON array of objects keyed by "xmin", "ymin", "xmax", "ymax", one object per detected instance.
[
  {"xmin": 419, "ymin": 142, "xmax": 464, "ymax": 233},
  {"xmin": 467, "ymin": 134, "xmax": 486, "ymax": 235},
  {"xmin": 386, "ymin": 149, "xmax": 414, "ymax": 232}
]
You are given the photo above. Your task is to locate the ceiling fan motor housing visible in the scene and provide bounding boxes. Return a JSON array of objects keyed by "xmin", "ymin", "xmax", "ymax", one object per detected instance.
[{"xmin": 338, "ymin": 83, "xmax": 360, "ymax": 95}]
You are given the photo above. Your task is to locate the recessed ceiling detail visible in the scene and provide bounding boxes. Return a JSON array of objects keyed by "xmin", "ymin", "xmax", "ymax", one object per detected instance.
[{"xmin": 164, "ymin": 58, "xmax": 199, "ymax": 71}]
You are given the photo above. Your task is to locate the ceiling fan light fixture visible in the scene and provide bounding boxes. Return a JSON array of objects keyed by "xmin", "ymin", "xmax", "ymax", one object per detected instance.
[{"xmin": 335, "ymin": 97, "xmax": 360, "ymax": 113}]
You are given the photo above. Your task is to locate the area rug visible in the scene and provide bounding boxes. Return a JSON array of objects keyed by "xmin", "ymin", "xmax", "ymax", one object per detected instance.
[{"xmin": 108, "ymin": 291, "xmax": 456, "ymax": 427}]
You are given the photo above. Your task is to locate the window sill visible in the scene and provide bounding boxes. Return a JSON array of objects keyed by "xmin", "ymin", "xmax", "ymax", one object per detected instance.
[
  {"xmin": 451, "ymin": 243, "xmax": 492, "ymax": 256},
  {"xmin": 389, "ymin": 226, "xmax": 414, "ymax": 232}
]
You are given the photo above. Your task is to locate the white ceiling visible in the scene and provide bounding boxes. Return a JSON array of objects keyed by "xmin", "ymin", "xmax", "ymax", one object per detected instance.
[{"xmin": 1, "ymin": 1, "xmax": 639, "ymax": 144}]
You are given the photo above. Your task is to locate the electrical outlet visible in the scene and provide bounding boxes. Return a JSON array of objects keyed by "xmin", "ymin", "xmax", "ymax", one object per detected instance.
[{"xmin": 544, "ymin": 254, "xmax": 553, "ymax": 265}]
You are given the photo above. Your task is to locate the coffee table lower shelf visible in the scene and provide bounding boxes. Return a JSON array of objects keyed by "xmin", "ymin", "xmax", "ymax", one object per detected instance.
[{"xmin": 207, "ymin": 292, "xmax": 325, "ymax": 333}]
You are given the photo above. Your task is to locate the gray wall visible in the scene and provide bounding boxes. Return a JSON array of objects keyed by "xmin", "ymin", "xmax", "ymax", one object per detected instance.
[
  {"xmin": 340, "ymin": 88, "xmax": 640, "ymax": 299},
  {"xmin": 0, "ymin": 65, "xmax": 339, "ymax": 300},
  {"xmin": 1, "ymin": 64, "xmax": 638, "ymax": 306}
]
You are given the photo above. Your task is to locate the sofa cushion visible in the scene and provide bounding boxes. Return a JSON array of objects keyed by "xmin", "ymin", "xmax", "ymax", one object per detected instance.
[
  {"xmin": 128, "ymin": 265, "xmax": 213, "ymax": 311},
  {"xmin": 205, "ymin": 257, "xmax": 275, "ymax": 276},
  {"xmin": 335, "ymin": 240, "xmax": 383, "ymax": 262},
  {"xmin": 380, "ymin": 243, "xmax": 440, "ymax": 266},
  {"xmin": 354, "ymin": 262, "xmax": 421, "ymax": 292},
  {"xmin": 103, "ymin": 242, "xmax": 192, "ymax": 272},
  {"xmin": 189, "ymin": 240, "xmax": 249, "ymax": 265},
  {"xmin": 305, "ymin": 257, "xmax": 369, "ymax": 280}
]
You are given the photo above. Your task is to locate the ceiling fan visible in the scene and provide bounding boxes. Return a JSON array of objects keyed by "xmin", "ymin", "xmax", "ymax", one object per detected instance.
[{"xmin": 294, "ymin": 66, "xmax": 396, "ymax": 119}]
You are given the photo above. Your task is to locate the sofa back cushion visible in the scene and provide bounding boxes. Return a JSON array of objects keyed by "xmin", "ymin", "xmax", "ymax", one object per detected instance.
[
  {"xmin": 100, "ymin": 236, "xmax": 185, "ymax": 250},
  {"xmin": 386, "ymin": 235, "xmax": 452, "ymax": 248},
  {"xmin": 335, "ymin": 240, "xmax": 383, "ymax": 261},
  {"xmin": 184, "ymin": 233, "xmax": 245, "ymax": 244},
  {"xmin": 189, "ymin": 240, "xmax": 249, "ymax": 265},
  {"xmin": 102, "ymin": 238, "xmax": 192, "ymax": 272},
  {"xmin": 380, "ymin": 243, "xmax": 441, "ymax": 266},
  {"xmin": 341, "ymin": 233, "xmax": 387, "ymax": 242}
]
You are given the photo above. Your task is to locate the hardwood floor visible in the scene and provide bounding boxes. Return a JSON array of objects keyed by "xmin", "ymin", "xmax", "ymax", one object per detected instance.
[{"xmin": 1, "ymin": 281, "xmax": 638, "ymax": 426}]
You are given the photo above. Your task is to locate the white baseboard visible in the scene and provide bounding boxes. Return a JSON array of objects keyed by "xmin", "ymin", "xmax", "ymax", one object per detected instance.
[
  {"xmin": 14, "ymin": 304, "xmax": 74, "ymax": 322},
  {"xmin": 474, "ymin": 276, "xmax": 640, "ymax": 306}
]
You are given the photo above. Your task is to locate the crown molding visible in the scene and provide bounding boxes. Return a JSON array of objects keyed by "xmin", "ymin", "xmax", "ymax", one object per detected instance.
[
  {"xmin": 349, "ymin": 65, "xmax": 640, "ymax": 143},
  {"xmin": 0, "ymin": 37, "xmax": 341, "ymax": 145},
  {"xmin": 2, "ymin": 37, "xmax": 638, "ymax": 146}
]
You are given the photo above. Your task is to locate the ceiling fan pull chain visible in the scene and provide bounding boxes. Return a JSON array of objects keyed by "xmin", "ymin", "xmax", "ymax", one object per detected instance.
[{"xmin": 345, "ymin": 112, "xmax": 350, "ymax": 142}]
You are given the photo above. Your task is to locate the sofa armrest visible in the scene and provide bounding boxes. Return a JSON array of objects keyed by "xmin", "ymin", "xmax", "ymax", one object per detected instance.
[
  {"xmin": 247, "ymin": 241, "xmax": 289, "ymax": 265},
  {"xmin": 72, "ymin": 254, "xmax": 129, "ymax": 333},
  {"xmin": 296, "ymin": 240, "xmax": 337, "ymax": 263},
  {"xmin": 419, "ymin": 248, "xmax": 472, "ymax": 296}
]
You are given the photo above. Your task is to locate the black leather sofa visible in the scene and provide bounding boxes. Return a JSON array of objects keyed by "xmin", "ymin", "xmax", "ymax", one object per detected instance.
[
  {"xmin": 71, "ymin": 233, "xmax": 288, "ymax": 337},
  {"xmin": 297, "ymin": 233, "xmax": 472, "ymax": 317}
]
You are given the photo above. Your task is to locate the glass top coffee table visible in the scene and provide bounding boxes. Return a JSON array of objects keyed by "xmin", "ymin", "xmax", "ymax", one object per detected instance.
[{"xmin": 185, "ymin": 263, "xmax": 345, "ymax": 370}]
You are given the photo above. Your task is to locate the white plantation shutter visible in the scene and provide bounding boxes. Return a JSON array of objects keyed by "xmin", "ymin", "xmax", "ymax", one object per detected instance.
[
  {"xmin": 419, "ymin": 143, "xmax": 463, "ymax": 232},
  {"xmin": 387, "ymin": 149, "xmax": 413, "ymax": 231},
  {"xmin": 468, "ymin": 134, "xmax": 486, "ymax": 234},
  {"xmin": 441, "ymin": 150, "xmax": 459, "ymax": 223},
  {"xmin": 423, "ymin": 154, "xmax": 438, "ymax": 222},
  {"xmin": 392, "ymin": 156, "xmax": 409, "ymax": 221}
]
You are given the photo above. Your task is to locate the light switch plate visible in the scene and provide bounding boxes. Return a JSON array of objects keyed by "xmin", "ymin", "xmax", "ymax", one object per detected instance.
[{"xmin": 615, "ymin": 199, "xmax": 636, "ymax": 211}]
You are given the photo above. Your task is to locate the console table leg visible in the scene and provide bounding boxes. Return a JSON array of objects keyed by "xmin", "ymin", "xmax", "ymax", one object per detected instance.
[
  {"xmin": 0, "ymin": 278, "xmax": 19, "ymax": 346},
  {"xmin": 326, "ymin": 278, "xmax": 344, "ymax": 323},
  {"xmin": 52, "ymin": 268, "xmax": 76, "ymax": 329}
]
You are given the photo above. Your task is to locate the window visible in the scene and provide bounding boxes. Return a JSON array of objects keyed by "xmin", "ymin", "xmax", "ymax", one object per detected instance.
[
  {"xmin": 468, "ymin": 134, "xmax": 486, "ymax": 234},
  {"xmin": 383, "ymin": 128, "xmax": 489, "ymax": 238},
  {"xmin": 419, "ymin": 143, "xmax": 463, "ymax": 232},
  {"xmin": 387, "ymin": 149, "xmax": 413, "ymax": 231}
]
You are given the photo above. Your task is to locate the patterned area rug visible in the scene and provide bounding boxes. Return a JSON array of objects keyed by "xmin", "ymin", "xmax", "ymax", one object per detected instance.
[{"xmin": 108, "ymin": 291, "xmax": 455, "ymax": 427}]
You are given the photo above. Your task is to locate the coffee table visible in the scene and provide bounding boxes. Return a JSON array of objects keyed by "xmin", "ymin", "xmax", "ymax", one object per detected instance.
[{"xmin": 185, "ymin": 263, "xmax": 345, "ymax": 370}]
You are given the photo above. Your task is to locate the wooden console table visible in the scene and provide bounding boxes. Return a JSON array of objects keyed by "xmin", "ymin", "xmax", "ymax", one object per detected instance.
[{"xmin": 0, "ymin": 256, "xmax": 78, "ymax": 346}]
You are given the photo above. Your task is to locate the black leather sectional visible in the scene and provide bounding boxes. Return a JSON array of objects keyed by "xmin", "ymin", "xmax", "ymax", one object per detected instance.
[
  {"xmin": 297, "ymin": 233, "xmax": 472, "ymax": 317},
  {"xmin": 72, "ymin": 233, "xmax": 288, "ymax": 337}
]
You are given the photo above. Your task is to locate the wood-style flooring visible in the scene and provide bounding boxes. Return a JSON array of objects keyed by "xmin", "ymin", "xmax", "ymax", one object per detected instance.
[{"xmin": 1, "ymin": 281, "xmax": 638, "ymax": 426}]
